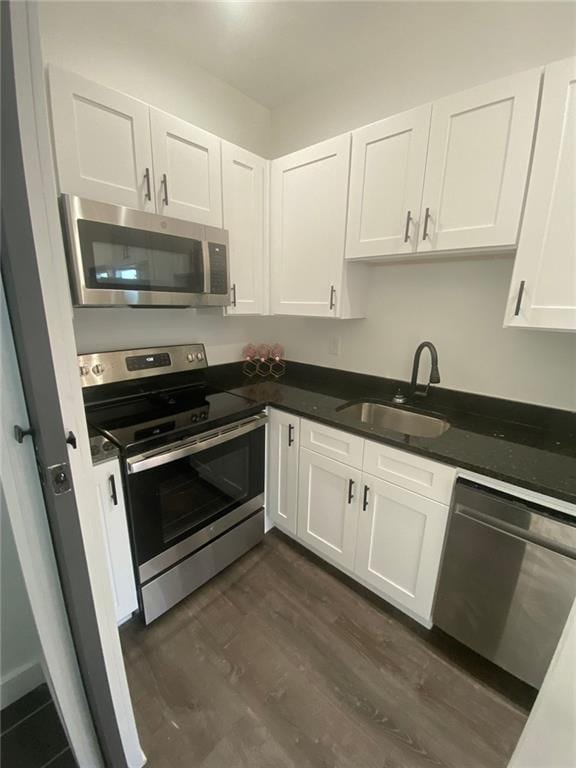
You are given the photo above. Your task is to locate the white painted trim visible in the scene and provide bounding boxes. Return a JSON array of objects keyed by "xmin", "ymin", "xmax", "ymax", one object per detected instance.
[{"xmin": 0, "ymin": 659, "xmax": 44, "ymax": 710}]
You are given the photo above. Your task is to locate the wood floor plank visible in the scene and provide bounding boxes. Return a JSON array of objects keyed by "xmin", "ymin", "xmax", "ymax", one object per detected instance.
[
  {"xmin": 251, "ymin": 534, "xmax": 526, "ymax": 763},
  {"xmin": 121, "ymin": 531, "xmax": 529, "ymax": 768}
]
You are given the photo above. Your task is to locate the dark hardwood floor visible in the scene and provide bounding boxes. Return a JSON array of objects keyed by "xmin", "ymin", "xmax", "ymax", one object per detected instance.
[{"xmin": 121, "ymin": 530, "xmax": 531, "ymax": 768}]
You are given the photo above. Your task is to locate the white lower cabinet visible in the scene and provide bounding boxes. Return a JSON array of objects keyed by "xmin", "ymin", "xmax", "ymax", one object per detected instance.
[
  {"xmin": 267, "ymin": 410, "xmax": 300, "ymax": 534},
  {"xmin": 354, "ymin": 475, "xmax": 449, "ymax": 622},
  {"xmin": 93, "ymin": 459, "xmax": 138, "ymax": 625},
  {"xmin": 266, "ymin": 413, "xmax": 453, "ymax": 625},
  {"xmin": 297, "ymin": 448, "xmax": 362, "ymax": 569}
]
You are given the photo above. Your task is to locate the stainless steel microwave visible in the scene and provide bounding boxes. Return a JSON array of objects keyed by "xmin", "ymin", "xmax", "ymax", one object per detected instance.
[{"xmin": 61, "ymin": 195, "xmax": 230, "ymax": 308}]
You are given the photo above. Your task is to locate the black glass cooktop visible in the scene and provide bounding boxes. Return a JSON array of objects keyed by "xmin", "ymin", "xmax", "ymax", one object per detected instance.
[{"xmin": 86, "ymin": 383, "xmax": 260, "ymax": 454}]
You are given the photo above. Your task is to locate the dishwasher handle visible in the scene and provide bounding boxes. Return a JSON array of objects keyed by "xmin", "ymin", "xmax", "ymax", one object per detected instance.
[{"xmin": 455, "ymin": 505, "xmax": 576, "ymax": 561}]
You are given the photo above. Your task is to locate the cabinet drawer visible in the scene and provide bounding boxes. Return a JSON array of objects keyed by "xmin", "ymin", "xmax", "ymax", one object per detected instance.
[
  {"xmin": 363, "ymin": 440, "xmax": 455, "ymax": 503},
  {"xmin": 301, "ymin": 419, "xmax": 364, "ymax": 469}
]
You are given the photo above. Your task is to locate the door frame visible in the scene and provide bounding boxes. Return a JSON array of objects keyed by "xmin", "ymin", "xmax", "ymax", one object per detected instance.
[{"xmin": 2, "ymin": 3, "xmax": 144, "ymax": 766}]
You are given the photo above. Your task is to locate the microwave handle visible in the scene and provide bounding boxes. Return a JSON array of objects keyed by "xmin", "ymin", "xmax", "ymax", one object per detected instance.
[{"xmin": 126, "ymin": 414, "xmax": 267, "ymax": 474}]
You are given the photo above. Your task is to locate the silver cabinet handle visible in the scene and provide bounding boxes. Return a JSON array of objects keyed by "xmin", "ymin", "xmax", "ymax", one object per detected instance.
[
  {"xmin": 231, "ymin": 283, "xmax": 237, "ymax": 307},
  {"xmin": 144, "ymin": 167, "xmax": 151, "ymax": 201},
  {"xmin": 514, "ymin": 280, "xmax": 526, "ymax": 316},
  {"xmin": 403, "ymin": 210, "xmax": 412, "ymax": 243},
  {"xmin": 422, "ymin": 207, "xmax": 431, "ymax": 240},
  {"xmin": 329, "ymin": 285, "xmax": 336, "ymax": 311},
  {"xmin": 288, "ymin": 424, "xmax": 294, "ymax": 447},
  {"xmin": 162, "ymin": 173, "xmax": 169, "ymax": 206}
]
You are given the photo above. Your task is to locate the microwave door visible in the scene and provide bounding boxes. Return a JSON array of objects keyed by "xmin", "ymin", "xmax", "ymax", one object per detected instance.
[{"xmin": 62, "ymin": 195, "xmax": 230, "ymax": 307}]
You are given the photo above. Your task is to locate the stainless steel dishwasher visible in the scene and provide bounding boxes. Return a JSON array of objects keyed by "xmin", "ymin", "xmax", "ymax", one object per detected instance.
[{"xmin": 434, "ymin": 479, "xmax": 576, "ymax": 689}]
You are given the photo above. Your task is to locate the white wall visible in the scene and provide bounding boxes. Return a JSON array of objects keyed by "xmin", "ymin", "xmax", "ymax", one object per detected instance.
[
  {"xmin": 1, "ymin": 487, "xmax": 44, "ymax": 707},
  {"xmin": 39, "ymin": 2, "xmax": 271, "ymax": 157},
  {"xmin": 262, "ymin": 258, "xmax": 576, "ymax": 410},
  {"xmin": 73, "ymin": 307, "xmax": 287, "ymax": 363},
  {"xmin": 73, "ymin": 258, "xmax": 576, "ymax": 411},
  {"xmin": 271, "ymin": 2, "xmax": 576, "ymax": 156}
]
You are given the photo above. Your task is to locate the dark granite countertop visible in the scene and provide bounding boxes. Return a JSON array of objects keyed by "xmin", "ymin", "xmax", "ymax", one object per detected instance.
[{"xmin": 207, "ymin": 361, "xmax": 576, "ymax": 505}]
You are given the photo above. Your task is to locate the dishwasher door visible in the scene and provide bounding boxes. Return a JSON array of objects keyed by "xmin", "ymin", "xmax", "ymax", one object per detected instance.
[{"xmin": 433, "ymin": 479, "xmax": 576, "ymax": 689}]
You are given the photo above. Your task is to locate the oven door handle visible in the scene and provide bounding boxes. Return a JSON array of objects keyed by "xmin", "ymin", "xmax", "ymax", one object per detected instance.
[{"xmin": 126, "ymin": 414, "xmax": 267, "ymax": 474}]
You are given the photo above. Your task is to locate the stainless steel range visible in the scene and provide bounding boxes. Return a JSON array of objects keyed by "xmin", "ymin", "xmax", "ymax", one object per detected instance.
[{"xmin": 81, "ymin": 344, "xmax": 266, "ymax": 624}]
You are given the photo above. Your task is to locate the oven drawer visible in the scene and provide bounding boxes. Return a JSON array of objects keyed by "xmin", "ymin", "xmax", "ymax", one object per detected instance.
[{"xmin": 141, "ymin": 509, "xmax": 264, "ymax": 623}]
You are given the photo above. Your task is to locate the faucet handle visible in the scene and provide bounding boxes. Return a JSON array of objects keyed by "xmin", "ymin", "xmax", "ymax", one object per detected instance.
[{"xmin": 392, "ymin": 389, "xmax": 408, "ymax": 404}]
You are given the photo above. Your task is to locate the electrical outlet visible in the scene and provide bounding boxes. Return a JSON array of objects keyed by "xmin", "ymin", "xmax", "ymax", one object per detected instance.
[{"xmin": 328, "ymin": 336, "xmax": 341, "ymax": 356}]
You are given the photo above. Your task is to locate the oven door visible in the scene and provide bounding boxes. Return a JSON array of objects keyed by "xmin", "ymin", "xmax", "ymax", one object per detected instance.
[
  {"xmin": 126, "ymin": 416, "xmax": 265, "ymax": 583},
  {"xmin": 62, "ymin": 194, "xmax": 229, "ymax": 307}
]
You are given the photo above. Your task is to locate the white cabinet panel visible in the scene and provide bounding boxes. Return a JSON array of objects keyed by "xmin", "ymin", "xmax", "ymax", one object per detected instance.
[
  {"xmin": 301, "ymin": 418, "xmax": 364, "ymax": 469},
  {"xmin": 346, "ymin": 105, "xmax": 432, "ymax": 259},
  {"xmin": 49, "ymin": 66, "xmax": 155, "ymax": 210},
  {"xmin": 363, "ymin": 440, "xmax": 455, "ymax": 504},
  {"xmin": 298, "ymin": 448, "xmax": 361, "ymax": 569},
  {"xmin": 267, "ymin": 410, "xmax": 300, "ymax": 534},
  {"xmin": 150, "ymin": 108, "xmax": 222, "ymax": 226},
  {"xmin": 505, "ymin": 57, "xmax": 576, "ymax": 332},
  {"xmin": 419, "ymin": 69, "xmax": 540, "ymax": 253},
  {"xmin": 222, "ymin": 142, "xmax": 269, "ymax": 315},
  {"xmin": 355, "ymin": 475, "xmax": 449, "ymax": 621},
  {"xmin": 271, "ymin": 135, "xmax": 365, "ymax": 317},
  {"xmin": 93, "ymin": 459, "xmax": 138, "ymax": 625}
]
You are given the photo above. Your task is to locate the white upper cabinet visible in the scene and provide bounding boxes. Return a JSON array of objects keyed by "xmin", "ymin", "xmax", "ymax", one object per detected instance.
[
  {"xmin": 346, "ymin": 105, "xmax": 432, "ymax": 259},
  {"xmin": 505, "ymin": 57, "xmax": 576, "ymax": 332},
  {"xmin": 271, "ymin": 135, "xmax": 366, "ymax": 318},
  {"xmin": 418, "ymin": 69, "xmax": 540, "ymax": 254},
  {"xmin": 49, "ymin": 66, "xmax": 155, "ymax": 211},
  {"xmin": 150, "ymin": 108, "xmax": 222, "ymax": 226},
  {"xmin": 222, "ymin": 142, "xmax": 269, "ymax": 315}
]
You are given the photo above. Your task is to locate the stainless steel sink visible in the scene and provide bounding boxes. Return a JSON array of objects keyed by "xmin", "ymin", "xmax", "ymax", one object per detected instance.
[{"xmin": 338, "ymin": 401, "xmax": 450, "ymax": 438}]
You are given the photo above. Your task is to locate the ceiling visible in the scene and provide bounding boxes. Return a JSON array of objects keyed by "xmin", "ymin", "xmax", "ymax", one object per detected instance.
[{"xmin": 43, "ymin": 1, "xmax": 576, "ymax": 111}]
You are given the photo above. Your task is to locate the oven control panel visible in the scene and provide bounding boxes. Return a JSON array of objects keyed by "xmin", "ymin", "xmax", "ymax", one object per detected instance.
[
  {"xmin": 78, "ymin": 344, "xmax": 208, "ymax": 387},
  {"xmin": 126, "ymin": 352, "xmax": 172, "ymax": 372}
]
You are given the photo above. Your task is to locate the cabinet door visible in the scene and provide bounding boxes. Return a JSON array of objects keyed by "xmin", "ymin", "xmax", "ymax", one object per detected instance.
[
  {"xmin": 355, "ymin": 475, "xmax": 449, "ymax": 622},
  {"xmin": 505, "ymin": 57, "xmax": 576, "ymax": 332},
  {"xmin": 222, "ymin": 142, "xmax": 269, "ymax": 315},
  {"xmin": 48, "ymin": 66, "xmax": 155, "ymax": 210},
  {"xmin": 93, "ymin": 460, "xmax": 138, "ymax": 624},
  {"xmin": 346, "ymin": 105, "xmax": 431, "ymax": 259},
  {"xmin": 271, "ymin": 135, "xmax": 351, "ymax": 316},
  {"xmin": 150, "ymin": 108, "xmax": 222, "ymax": 226},
  {"xmin": 418, "ymin": 69, "xmax": 540, "ymax": 253},
  {"xmin": 298, "ymin": 448, "xmax": 361, "ymax": 569},
  {"xmin": 267, "ymin": 410, "xmax": 300, "ymax": 534}
]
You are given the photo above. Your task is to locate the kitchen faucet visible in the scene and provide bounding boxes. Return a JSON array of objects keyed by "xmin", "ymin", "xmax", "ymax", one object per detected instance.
[{"xmin": 393, "ymin": 342, "xmax": 441, "ymax": 403}]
